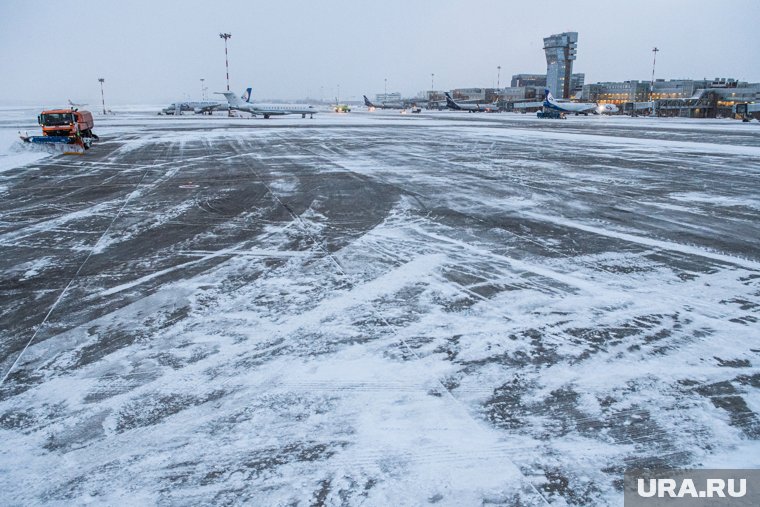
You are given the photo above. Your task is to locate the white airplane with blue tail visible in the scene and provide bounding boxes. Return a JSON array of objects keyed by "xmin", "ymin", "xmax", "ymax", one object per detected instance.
[
  {"xmin": 542, "ymin": 89, "xmax": 599, "ymax": 115},
  {"xmin": 542, "ymin": 89, "xmax": 619, "ymax": 115},
  {"xmin": 219, "ymin": 88, "xmax": 317, "ymax": 119}
]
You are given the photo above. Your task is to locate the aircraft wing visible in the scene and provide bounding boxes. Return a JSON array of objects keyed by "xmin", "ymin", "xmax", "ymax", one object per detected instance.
[
  {"xmin": 194, "ymin": 103, "xmax": 228, "ymax": 114},
  {"xmin": 253, "ymin": 108, "xmax": 288, "ymax": 115}
]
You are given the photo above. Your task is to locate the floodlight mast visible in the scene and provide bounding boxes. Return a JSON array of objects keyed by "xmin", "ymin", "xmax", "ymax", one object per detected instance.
[
  {"xmin": 650, "ymin": 47, "xmax": 659, "ymax": 91},
  {"xmin": 649, "ymin": 47, "xmax": 660, "ymax": 115},
  {"xmin": 98, "ymin": 78, "xmax": 106, "ymax": 115},
  {"xmin": 220, "ymin": 33, "xmax": 232, "ymax": 92}
]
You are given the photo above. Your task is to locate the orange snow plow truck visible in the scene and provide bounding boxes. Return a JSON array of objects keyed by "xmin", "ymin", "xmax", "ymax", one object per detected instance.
[{"xmin": 20, "ymin": 108, "xmax": 99, "ymax": 154}]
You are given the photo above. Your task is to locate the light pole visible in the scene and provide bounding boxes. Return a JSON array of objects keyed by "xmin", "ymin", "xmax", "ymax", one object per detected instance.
[
  {"xmin": 219, "ymin": 33, "xmax": 232, "ymax": 91},
  {"xmin": 98, "ymin": 78, "xmax": 106, "ymax": 115},
  {"xmin": 650, "ymin": 47, "xmax": 659, "ymax": 115},
  {"xmin": 200, "ymin": 78, "xmax": 205, "ymax": 100},
  {"xmin": 497, "ymin": 65, "xmax": 501, "ymax": 89},
  {"xmin": 384, "ymin": 78, "xmax": 387, "ymax": 99},
  {"xmin": 650, "ymin": 47, "xmax": 659, "ymax": 92},
  {"xmin": 431, "ymin": 73, "xmax": 434, "ymax": 90}
]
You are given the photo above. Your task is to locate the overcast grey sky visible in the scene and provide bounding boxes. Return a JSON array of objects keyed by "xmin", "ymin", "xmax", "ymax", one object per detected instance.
[{"xmin": 2, "ymin": 0, "xmax": 759, "ymax": 105}]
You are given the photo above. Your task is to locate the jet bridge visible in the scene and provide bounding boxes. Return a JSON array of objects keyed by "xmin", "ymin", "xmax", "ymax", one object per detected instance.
[{"xmin": 655, "ymin": 90, "xmax": 720, "ymax": 118}]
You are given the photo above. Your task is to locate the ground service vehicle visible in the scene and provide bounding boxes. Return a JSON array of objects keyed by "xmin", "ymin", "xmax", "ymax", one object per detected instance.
[
  {"xmin": 20, "ymin": 109, "xmax": 99, "ymax": 154},
  {"xmin": 537, "ymin": 109, "xmax": 565, "ymax": 119}
]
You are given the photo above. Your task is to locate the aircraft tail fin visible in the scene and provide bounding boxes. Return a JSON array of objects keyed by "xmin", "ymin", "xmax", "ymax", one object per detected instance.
[
  {"xmin": 242, "ymin": 87, "xmax": 252, "ymax": 103},
  {"xmin": 363, "ymin": 95, "xmax": 374, "ymax": 107},
  {"xmin": 444, "ymin": 92, "xmax": 460, "ymax": 110}
]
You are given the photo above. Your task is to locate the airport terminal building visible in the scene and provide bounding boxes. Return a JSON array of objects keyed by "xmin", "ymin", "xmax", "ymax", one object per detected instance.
[
  {"xmin": 543, "ymin": 31, "xmax": 578, "ymax": 98},
  {"xmin": 498, "ymin": 71, "xmax": 583, "ymax": 110},
  {"xmin": 581, "ymin": 77, "xmax": 760, "ymax": 117},
  {"xmin": 374, "ymin": 92, "xmax": 403, "ymax": 103},
  {"xmin": 510, "ymin": 74, "xmax": 546, "ymax": 87},
  {"xmin": 422, "ymin": 29, "xmax": 758, "ymax": 118},
  {"xmin": 503, "ymin": 30, "xmax": 585, "ymax": 105},
  {"xmin": 451, "ymin": 88, "xmax": 500, "ymax": 103}
]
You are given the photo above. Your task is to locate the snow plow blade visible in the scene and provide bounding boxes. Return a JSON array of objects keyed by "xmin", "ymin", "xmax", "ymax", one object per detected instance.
[
  {"xmin": 20, "ymin": 134, "xmax": 88, "ymax": 154},
  {"xmin": 22, "ymin": 135, "xmax": 76, "ymax": 144}
]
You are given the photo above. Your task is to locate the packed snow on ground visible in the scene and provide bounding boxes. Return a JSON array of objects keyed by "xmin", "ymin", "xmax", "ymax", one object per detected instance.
[
  {"xmin": 0, "ymin": 127, "xmax": 50, "ymax": 174},
  {"xmin": 0, "ymin": 110, "xmax": 758, "ymax": 505}
]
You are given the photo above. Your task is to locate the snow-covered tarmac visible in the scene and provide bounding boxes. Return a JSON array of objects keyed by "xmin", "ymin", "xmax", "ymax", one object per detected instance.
[{"xmin": 1, "ymin": 109, "xmax": 759, "ymax": 505}]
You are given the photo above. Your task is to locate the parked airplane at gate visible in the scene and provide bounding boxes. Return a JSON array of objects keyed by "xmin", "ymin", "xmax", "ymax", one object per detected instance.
[
  {"xmin": 443, "ymin": 92, "xmax": 498, "ymax": 112},
  {"xmin": 363, "ymin": 95, "xmax": 409, "ymax": 110},
  {"xmin": 542, "ymin": 89, "xmax": 598, "ymax": 115},
  {"xmin": 597, "ymin": 103, "xmax": 620, "ymax": 114},
  {"xmin": 219, "ymin": 88, "xmax": 317, "ymax": 119},
  {"xmin": 159, "ymin": 100, "xmax": 229, "ymax": 115}
]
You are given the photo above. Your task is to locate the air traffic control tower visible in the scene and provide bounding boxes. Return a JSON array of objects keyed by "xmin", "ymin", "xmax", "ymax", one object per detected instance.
[{"xmin": 543, "ymin": 31, "xmax": 578, "ymax": 99}]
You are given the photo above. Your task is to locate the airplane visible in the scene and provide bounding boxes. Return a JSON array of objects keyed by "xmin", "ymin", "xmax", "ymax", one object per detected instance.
[
  {"xmin": 597, "ymin": 103, "xmax": 620, "ymax": 114},
  {"xmin": 159, "ymin": 100, "xmax": 229, "ymax": 115},
  {"xmin": 193, "ymin": 101, "xmax": 230, "ymax": 114},
  {"xmin": 443, "ymin": 92, "xmax": 498, "ymax": 112},
  {"xmin": 542, "ymin": 89, "xmax": 598, "ymax": 115},
  {"xmin": 219, "ymin": 88, "xmax": 317, "ymax": 118},
  {"xmin": 68, "ymin": 99, "xmax": 87, "ymax": 107},
  {"xmin": 363, "ymin": 95, "xmax": 410, "ymax": 110}
]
